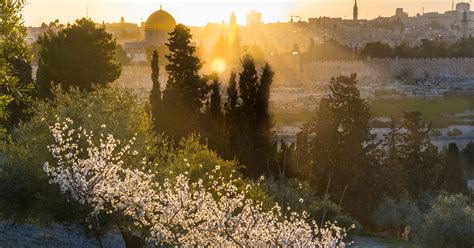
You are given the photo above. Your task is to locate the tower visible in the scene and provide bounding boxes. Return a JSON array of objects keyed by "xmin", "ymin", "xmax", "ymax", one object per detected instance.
[
  {"xmin": 228, "ymin": 12, "xmax": 240, "ymax": 65},
  {"xmin": 353, "ymin": 0, "xmax": 358, "ymax": 21}
]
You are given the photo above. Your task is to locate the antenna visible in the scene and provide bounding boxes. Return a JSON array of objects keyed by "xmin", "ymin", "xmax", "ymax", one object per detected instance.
[{"xmin": 86, "ymin": 1, "xmax": 89, "ymax": 18}]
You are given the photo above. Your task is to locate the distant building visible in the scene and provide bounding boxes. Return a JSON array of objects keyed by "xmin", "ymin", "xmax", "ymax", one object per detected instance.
[
  {"xmin": 103, "ymin": 17, "xmax": 141, "ymax": 42},
  {"xmin": 353, "ymin": 0, "xmax": 358, "ymax": 21},
  {"xmin": 456, "ymin": 2, "xmax": 470, "ymax": 13},
  {"xmin": 247, "ymin": 10, "xmax": 262, "ymax": 26},
  {"xmin": 395, "ymin": 8, "xmax": 408, "ymax": 18},
  {"xmin": 124, "ymin": 6, "xmax": 176, "ymax": 62}
]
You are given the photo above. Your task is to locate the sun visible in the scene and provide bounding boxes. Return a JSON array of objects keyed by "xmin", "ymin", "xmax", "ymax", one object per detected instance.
[{"xmin": 211, "ymin": 58, "xmax": 227, "ymax": 73}]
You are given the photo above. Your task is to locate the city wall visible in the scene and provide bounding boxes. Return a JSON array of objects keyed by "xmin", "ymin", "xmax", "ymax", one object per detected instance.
[
  {"xmin": 115, "ymin": 57, "xmax": 474, "ymax": 89},
  {"xmin": 300, "ymin": 58, "xmax": 474, "ymax": 85}
]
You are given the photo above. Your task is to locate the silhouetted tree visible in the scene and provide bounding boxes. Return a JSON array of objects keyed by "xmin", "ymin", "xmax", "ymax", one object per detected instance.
[
  {"xmin": 399, "ymin": 111, "xmax": 439, "ymax": 198},
  {"xmin": 380, "ymin": 118, "xmax": 405, "ymax": 198},
  {"xmin": 360, "ymin": 42, "xmax": 393, "ymax": 59},
  {"xmin": 223, "ymin": 56, "xmax": 276, "ymax": 177},
  {"xmin": 436, "ymin": 143, "xmax": 469, "ymax": 194},
  {"xmin": 463, "ymin": 142, "xmax": 474, "ymax": 169},
  {"xmin": 37, "ymin": 18, "xmax": 121, "ymax": 98},
  {"xmin": 149, "ymin": 50, "xmax": 161, "ymax": 131},
  {"xmin": 224, "ymin": 71, "xmax": 240, "ymax": 156},
  {"xmin": 234, "ymin": 55, "xmax": 260, "ymax": 176},
  {"xmin": 158, "ymin": 24, "xmax": 206, "ymax": 141},
  {"xmin": 255, "ymin": 63, "xmax": 275, "ymax": 173},
  {"xmin": 302, "ymin": 74, "xmax": 380, "ymax": 223},
  {"xmin": 305, "ymin": 39, "xmax": 355, "ymax": 61},
  {"xmin": 201, "ymin": 74, "xmax": 227, "ymax": 154},
  {"xmin": 208, "ymin": 74, "xmax": 223, "ymax": 121}
]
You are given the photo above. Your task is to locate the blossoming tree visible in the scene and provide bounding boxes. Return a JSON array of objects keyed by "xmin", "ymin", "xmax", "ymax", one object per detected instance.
[{"xmin": 44, "ymin": 119, "xmax": 349, "ymax": 247}]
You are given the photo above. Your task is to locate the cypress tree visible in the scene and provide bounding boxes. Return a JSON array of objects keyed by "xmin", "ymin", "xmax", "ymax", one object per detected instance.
[
  {"xmin": 159, "ymin": 24, "xmax": 206, "ymax": 140},
  {"xmin": 304, "ymin": 74, "xmax": 379, "ymax": 223},
  {"xmin": 236, "ymin": 55, "xmax": 260, "ymax": 177},
  {"xmin": 149, "ymin": 50, "xmax": 161, "ymax": 131},
  {"xmin": 256, "ymin": 63, "xmax": 274, "ymax": 138},
  {"xmin": 239, "ymin": 55, "xmax": 259, "ymax": 118},
  {"xmin": 164, "ymin": 24, "xmax": 204, "ymax": 112},
  {"xmin": 225, "ymin": 71, "xmax": 240, "ymax": 156},
  {"xmin": 399, "ymin": 111, "xmax": 438, "ymax": 197},
  {"xmin": 202, "ymin": 74, "xmax": 227, "ymax": 154},
  {"xmin": 209, "ymin": 74, "xmax": 222, "ymax": 121},
  {"xmin": 225, "ymin": 71, "xmax": 239, "ymax": 115},
  {"xmin": 436, "ymin": 143, "xmax": 468, "ymax": 194},
  {"xmin": 226, "ymin": 55, "xmax": 276, "ymax": 177},
  {"xmin": 255, "ymin": 63, "xmax": 275, "ymax": 175}
]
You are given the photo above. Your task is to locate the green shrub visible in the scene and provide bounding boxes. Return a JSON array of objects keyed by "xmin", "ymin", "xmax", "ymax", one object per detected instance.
[
  {"xmin": 159, "ymin": 135, "xmax": 274, "ymax": 209},
  {"xmin": 262, "ymin": 178, "xmax": 358, "ymax": 231},
  {"xmin": 417, "ymin": 194, "xmax": 474, "ymax": 248},
  {"xmin": 371, "ymin": 196, "xmax": 423, "ymax": 239},
  {"xmin": 0, "ymin": 86, "xmax": 157, "ymax": 223}
]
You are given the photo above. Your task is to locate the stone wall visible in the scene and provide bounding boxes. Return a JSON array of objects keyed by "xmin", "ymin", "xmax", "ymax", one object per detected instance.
[
  {"xmin": 115, "ymin": 58, "xmax": 474, "ymax": 89},
  {"xmin": 300, "ymin": 58, "xmax": 474, "ymax": 85}
]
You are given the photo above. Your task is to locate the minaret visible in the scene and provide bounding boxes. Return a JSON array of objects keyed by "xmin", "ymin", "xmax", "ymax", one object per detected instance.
[{"xmin": 353, "ymin": 0, "xmax": 358, "ymax": 21}]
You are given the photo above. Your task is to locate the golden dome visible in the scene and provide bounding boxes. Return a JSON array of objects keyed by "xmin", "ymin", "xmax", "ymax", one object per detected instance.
[{"xmin": 145, "ymin": 9, "xmax": 176, "ymax": 33}]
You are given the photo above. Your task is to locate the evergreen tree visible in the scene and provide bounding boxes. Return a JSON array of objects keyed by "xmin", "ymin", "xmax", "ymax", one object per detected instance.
[
  {"xmin": 201, "ymin": 74, "xmax": 227, "ymax": 154},
  {"xmin": 436, "ymin": 143, "xmax": 469, "ymax": 194},
  {"xmin": 303, "ymin": 74, "xmax": 380, "ymax": 223},
  {"xmin": 463, "ymin": 142, "xmax": 474, "ymax": 169},
  {"xmin": 239, "ymin": 55, "xmax": 259, "ymax": 118},
  {"xmin": 208, "ymin": 74, "xmax": 223, "ymax": 121},
  {"xmin": 399, "ymin": 111, "xmax": 438, "ymax": 197},
  {"xmin": 224, "ymin": 71, "xmax": 240, "ymax": 156},
  {"xmin": 149, "ymin": 50, "xmax": 161, "ymax": 131},
  {"xmin": 255, "ymin": 63, "xmax": 275, "ymax": 174},
  {"xmin": 256, "ymin": 63, "xmax": 274, "ymax": 139},
  {"xmin": 380, "ymin": 118, "xmax": 405, "ymax": 198},
  {"xmin": 158, "ymin": 24, "xmax": 206, "ymax": 140},
  {"xmin": 37, "ymin": 18, "xmax": 121, "ymax": 98},
  {"xmin": 164, "ymin": 24, "xmax": 205, "ymax": 113},
  {"xmin": 292, "ymin": 125, "xmax": 311, "ymax": 180},
  {"xmin": 234, "ymin": 55, "xmax": 260, "ymax": 176},
  {"xmin": 223, "ymin": 56, "xmax": 276, "ymax": 177}
]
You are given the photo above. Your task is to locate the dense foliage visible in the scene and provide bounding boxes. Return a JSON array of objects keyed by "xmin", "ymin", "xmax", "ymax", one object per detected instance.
[
  {"xmin": 36, "ymin": 18, "xmax": 121, "ymax": 98},
  {"xmin": 417, "ymin": 194, "xmax": 474, "ymax": 247},
  {"xmin": 303, "ymin": 37, "xmax": 474, "ymax": 61},
  {"xmin": 225, "ymin": 56, "xmax": 275, "ymax": 177},
  {"xmin": 0, "ymin": 86, "xmax": 156, "ymax": 222},
  {"xmin": 157, "ymin": 24, "xmax": 206, "ymax": 140},
  {"xmin": 0, "ymin": 0, "xmax": 34, "ymax": 130}
]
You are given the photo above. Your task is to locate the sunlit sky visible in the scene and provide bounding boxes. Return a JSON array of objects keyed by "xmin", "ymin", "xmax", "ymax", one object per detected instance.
[{"xmin": 23, "ymin": 0, "xmax": 457, "ymax": 26}]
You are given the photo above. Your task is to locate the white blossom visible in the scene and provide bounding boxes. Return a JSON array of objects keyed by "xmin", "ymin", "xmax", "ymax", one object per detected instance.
[{"xmin": 44, "ymin": 119, "xmax": 349, "ymax": 247}]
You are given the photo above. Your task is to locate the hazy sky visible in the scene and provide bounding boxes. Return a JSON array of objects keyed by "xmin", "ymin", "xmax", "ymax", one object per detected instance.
[{"xmin": 22, "ymin": 0, "xmax": 458, "ymax": 26}]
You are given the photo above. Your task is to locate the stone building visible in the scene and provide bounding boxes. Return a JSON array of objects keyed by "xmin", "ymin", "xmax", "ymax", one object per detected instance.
[{"xmin": 124, "ymin": 7, "xmax": 176, "ymax": 62}]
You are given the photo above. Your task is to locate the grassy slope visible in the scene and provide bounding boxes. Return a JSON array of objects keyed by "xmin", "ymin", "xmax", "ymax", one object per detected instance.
[
  {"xmin": 274, "ymin": 96, "xmax": 473, "ymax": 127},
  {"xmin": 370, "ymin": 97, "xmax": 471, "ymax": 121}
]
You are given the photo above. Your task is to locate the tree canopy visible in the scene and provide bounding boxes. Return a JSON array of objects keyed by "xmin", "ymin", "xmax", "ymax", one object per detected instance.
[{"xmin": 36, "ymin": 18, "xmax": 121, "ymax": 97}]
